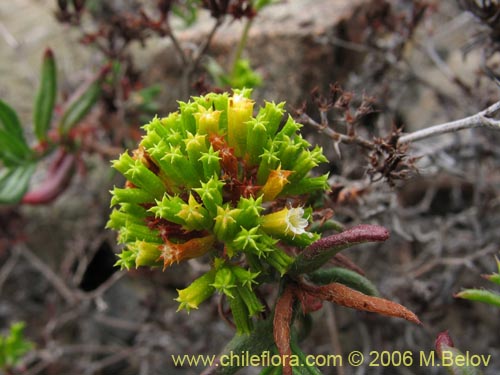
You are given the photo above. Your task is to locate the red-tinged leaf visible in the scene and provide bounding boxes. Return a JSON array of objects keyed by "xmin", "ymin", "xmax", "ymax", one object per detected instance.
[
  {"xmin": 304, "ymin": 282, "xmax": 421, "ymax": 325},
  {"xmin": 434, "ymin": 331, "xmax": 483, "ymax": 375},
  {"xmin": 290, "ymin": 225, "xmax": 389, "ymax": 275},
  {"xmin": 273, "ymin": 286, "xmax": 294, "ymax": 375},
  {"xmin": 294, "ymin": 287, "xmax": 323, "ymax": 314},
  {"xmin": 21, "ymin": 152, "xmax": 75, "ymax": 204},
  {"xmin": 304, "ymin": 224, "xmax": 389, "ymax": 256},
  {"xmin": 331, "ymin": 253, "xmax": 365, "ymax": 276},
  {"xmin": 435, "ymin": 330, "xmax": 454, "ymax": 357}
]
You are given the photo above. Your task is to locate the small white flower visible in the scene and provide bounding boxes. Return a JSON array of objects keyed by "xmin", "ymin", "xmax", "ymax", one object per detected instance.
[
  {"xmin": 285, "ymin": 207, "xmax": 310, "ymax": 238},
  {"xmin": 261, "ymin": 206, "xmax": 311, "ymax": 238}
]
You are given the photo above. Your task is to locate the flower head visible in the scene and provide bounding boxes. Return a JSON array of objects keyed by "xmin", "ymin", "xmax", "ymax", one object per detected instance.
[{"xmin": 108, "ymin": 90, "xmax": 328, "ymax": 332}]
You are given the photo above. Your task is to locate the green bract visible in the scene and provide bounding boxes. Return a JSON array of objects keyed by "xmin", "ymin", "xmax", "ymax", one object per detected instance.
[{"xmin": 108, "ymin": 89, "xmax": 328, "ymax": 333}]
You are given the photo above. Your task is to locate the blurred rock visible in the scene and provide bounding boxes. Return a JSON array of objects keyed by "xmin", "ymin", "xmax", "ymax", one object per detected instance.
[{"xmin": 139, "ymin": 0, "xmax": 368, "ymax": 108}]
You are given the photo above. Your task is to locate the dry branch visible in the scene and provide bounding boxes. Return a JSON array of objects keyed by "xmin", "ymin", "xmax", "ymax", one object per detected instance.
[{"xmin": 399, "ymin": 100, "xmax": 500, "ymax": 144}]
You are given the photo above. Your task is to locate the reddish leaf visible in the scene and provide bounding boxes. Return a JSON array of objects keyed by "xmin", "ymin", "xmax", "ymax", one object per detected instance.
[
  {"xmin": 21, "ymin": 152, "xmax": 75, "ymax": 204},
  {"xmin": 435, "ymin": 330, "xmax": 454, "ymax": 357},
  {"xmin": 291, "ymin": 224, "xmax": 389, "ymax": 275},
  {"xmin": 273, "ymin": 286, "xmax": 294, "ymax": 375},
  {"xmin": 304, "ymin": 225, "xmax": 389, "ymax": 257},
  {"xmin": 294, "ymin": 287, "xmax": 323, "ymax": 314},
  {"xmin": 304, "ymin": 282, "xmax": 421, "ymax": 325},
  {"xmin": 331, "ymin": 253, "xmax": 366, "ymax": 276}
]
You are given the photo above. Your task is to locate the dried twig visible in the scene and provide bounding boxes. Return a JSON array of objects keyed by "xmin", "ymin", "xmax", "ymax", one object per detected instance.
[
  {"xmin": 0, "ymin": 249, "xmax": 20, "ymax": 293},
  {"xmin": 297, "ymin": 112, "xmax": 376, "ymax": 151},
  {"xmin": 192, "ymin": 17, "xmax": 224, "ymax": 72},
  {"xmin": 82, "ymin": 270, "xmax": 125, "ymax": 300},
  {"xmin": 421, "ymin": 41, "xmax": 472, "ymax": 96},
  {"xmin": 83, "ymin": 347, "xmax": 137, "ymax": 375},
  {"xmin": 408, "ymin": 244, "xmax": 497, "ymax": 278},
  {"xmin": 0, "ymin": 20, "xmax": 19, "ymax": 47},
  {"xmin": 399, "ymin": 100, "xmax": 500, "ymax": 144},
  {"xmin": 324, "ymin": 304, "xmax": 345, "ymax": 375},
  {"xmin": 17, "ymin": 243, "xmax": 79, "ymax": 305},
  {"xmin": 94, "ymin": 313, "xmax": 145, "ymax": 332}
]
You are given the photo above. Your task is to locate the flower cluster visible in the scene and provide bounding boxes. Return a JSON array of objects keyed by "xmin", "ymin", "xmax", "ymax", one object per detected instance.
[{"xmin": 107, "ymin": 89, "xmax": 328, "ymax": 333}]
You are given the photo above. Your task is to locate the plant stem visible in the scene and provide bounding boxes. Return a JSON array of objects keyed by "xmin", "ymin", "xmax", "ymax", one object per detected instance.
[
  {"xmin": 193, "ymin": 17, "xmax": 224, "ymax": 72},
  {"xmin": 230, "ymin": 17, "xmax": 254, "ymax": 78}
]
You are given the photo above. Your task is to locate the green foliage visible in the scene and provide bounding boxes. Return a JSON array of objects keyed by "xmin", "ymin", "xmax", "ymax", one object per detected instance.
[
  {"xmin": 217, "ymin": 318, "xmax": 275, "ymax": 375},
  {"xmin": 58, "ymin": 69, "xmax": 104, "ymax": 134},
  {"xmin": 207, "ymin": 58, "xmax": 262, "ymax": 89},
  {"xmin": 106, "ymin": 85, "xmax": 424, "ymax": 375},
  {"xmin": 308, "ymin": 267, "xmax": 380, "ymax": 297},
  {"xmin": 0, "ymin": 164, "xmax": 36, "ymax": 204},
  {"xmin": 435, "ymin": 331, "xmax": 483, "ymax": 375},
  {"xmin": 0, "ymin": 100, "xmax": 32, "ymax": 167},
  {"xmin": 135, "ymin": 84, "xmax": 162, "ymax": 122},
  {"xmin": 252, "ymin": 0, "xmax": 280, "ymax": 11},
  {"xmin": 0, "ymin": 98, "xmax": 36, "ymax": 204},
  {"xmin": 172, "ymin": 0, "xmax": 201, "ymax": 26},
  {"xmin": 456, "ymin": 255, "xmax": 500, "ymax": 308},
  {"xmin": 0, "ymin": 99, "xmax": 26, "ymax": 142},
  {"xmin": 108, "ymin": 90, "xmax": 329, "ymax": 334},
  {"xmin": 33, "ymin": 49, "xmax": 57, "ymax": 141},
  {"xmin": 0, "ymin": 50, "xmax": 105, "ymax": 205},
  {"xmin": 0, "ymin": 322, "xmax": 34, "ymax": 370}
]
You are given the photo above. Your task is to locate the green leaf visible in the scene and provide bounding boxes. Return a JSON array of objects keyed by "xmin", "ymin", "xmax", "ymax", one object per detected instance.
[
  {"xmin": 435, "ymin": 331, "xmax": 484, "ymax": 375},
  {"xmin": 0, "ymin": 100, "xmax": 31, "ymax": 166},
  {"xmin": 0, "ymin": 164, "xmax": 36, "ymax": 204},
  {"xmin": 210, "ymin": 318, "xmax": 275, "ymax": 375},
  {"xmin": 172, "ymin": 0, "xmax": 199, "ymax": 26},
  {"xmin": 205, "ymin": 57, "xmax": 226, "ymax": 87},
  {"xmin": 259, "ymin": 366, "xmax": 282, "ymax": 375},
  {"xmin": 0, "ymin": 99, "xmax": 24, "ymax": 139},
  {"xmin": 59, "ymin": 68, "xmax": 106, "ymax": 134},
  {"xmin": 0, "ymin": 322, "xmax": 34, "ymax": 369},
  {"xmin": 225, "ymin": 59, "xmax": 262, "ymax": 89},
  {"xmin": 439, "ymin": 347, "xmax": 483, "ymax": 375},
  {"xmin": 290, "ymin": 338, "xmax": 323, "ymax": 375},
  {"xmin": 33, "ymin": 48, "xmax": 57, "ymax": 141},
  {"xmin": 455, "ymin": 289, "xmax": 500, "ymax": 308},
  {"xmin": 0, "ymin": 129, "xmax": 32, "ymax": 166},
  {"xmin": 308, "ymin": 219, "xmax": 345, "ymax": 233},
  {"xmin": 485, "ymin": 272, "xmax": 500, "ymax": 286},
  {"xmin": 483, "ymin": 255, "xmax": 500, "ymax": 286},
  {"xmin": 253, "ymin": 0, "xmax": 278, "ymax": 11},
  {"xmin": 308, "ymin": 267, "xmax": 380, "ymax": 296}
]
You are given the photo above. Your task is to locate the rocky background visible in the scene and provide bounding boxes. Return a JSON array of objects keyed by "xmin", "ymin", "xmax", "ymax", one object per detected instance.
[{"xmin": 1, "ymin": 0, "xmax": 500, "ymax": 374}]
